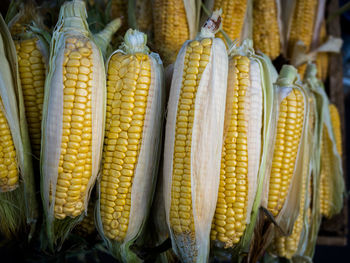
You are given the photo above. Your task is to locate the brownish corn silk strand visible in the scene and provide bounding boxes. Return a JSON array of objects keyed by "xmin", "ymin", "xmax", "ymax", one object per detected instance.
[
  {"xmin": 52, "ymin": 37, "xmax": 93, "ymax": 219},
  {"xmin": 100, "ymin": 51, "xmax": 151, "ymax": 241}
]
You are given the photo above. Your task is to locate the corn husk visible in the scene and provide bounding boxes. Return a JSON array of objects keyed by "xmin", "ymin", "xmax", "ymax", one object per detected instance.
[
  {"xmin": 40, "ymin": 0, "xmax": 106, "ymax": 250},
  {"xmin": 95, "ymin": 29, "xmax": 165, "ymax": 262},
  {"xmin": 163, "ymin": 11, "xmax": 228, "ymax": 263},
  {"xmin": 0, "ymin": 14, "xmax": 37, "ymax": 239}
]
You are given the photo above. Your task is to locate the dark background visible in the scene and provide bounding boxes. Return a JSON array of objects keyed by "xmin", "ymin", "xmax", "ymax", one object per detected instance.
[{"xmin": 1, "ymin": 0, "xmax": 350, "ymax": 262}]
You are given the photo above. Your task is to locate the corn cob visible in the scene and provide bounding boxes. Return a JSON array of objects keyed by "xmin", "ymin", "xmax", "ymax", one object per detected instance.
[
  {"xmin": 164, "ymin": 11, "xmax": 228, "ymax": 262},
  {"xmin": 6, "ymin": 2, "xmax": 48, "ymax": 159},
  {"xmin": 96, "ymin": 29, "xmax": 164, "ymax": 261},
  {"xmin": 153, "ymin": 0, "xmax": 190, "ymax": 65},
  {"xmin": 288, "ymin": 0, "xmax": 318, "ymax": 57},
  {"xmin": 318, "ymin": 105, "xmax": 343, "ymax": 220},
  {"xmin": 0, "ymin": 14, "xmax": 36, "ymax": 237},
  {"xmin": 267, "ymin": 89, "xmax": 305, "ymax": 216},
  {"xmin": 329, "ymin": 104, "xmax": 341, "ymax": 156},
  {"xmin": 41, "ymin": 0, "xmax": 106, "ymax": 247},
  {"xmin": 253, "ymin": 0, "xmax": 280, "ymax": 60},
  {"xmin": 287, "ymin": 0, "xmax": 318, "ymax": 77},
  {"xmin": 210, "ymin": 53, "xmax": 263, "ymax": 248},
  {"xmin": 316, "ymin": 21, "xmax": 328, "ymax": 81},
  {"xmin": 14, "ymin": 38, "xmax": 46, "ymax": 158},
  {"xmin": 213, "ymin": 0, "xmax": 248, "ymax": 44}
]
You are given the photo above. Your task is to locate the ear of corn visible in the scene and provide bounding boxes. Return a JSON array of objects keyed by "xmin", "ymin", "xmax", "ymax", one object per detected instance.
[
  {"xmin": 7, "ymin": 3, "xmax": 49, "ymax": 160},
  {"xmin": 286, "ymin": 0, "xmax": 319, "ymax": 77},
  {"xmin": 95, "ymin": 29, "xmax": 164, "ymax": 262},
  {"xmin": 270, "ymin": 117, "xmax": 312, "ymax": 259},
  {"xmin": 261, "ymin": 65, "xmax": 310, "ymax": 237},
  {"xmin": 252, "ymin": 0, "xmax": 281, "ymax": 60},
  {"xmin": 329, "ymin": 104, "xmax": 341, "ymax": 157},
  {"xmin": 209, "ymin": 0, "xmax": 248, "ymax": 45},
  {"xmin": 41, "ymin": 0, "xmax": 107, "ymax": 249},
  {"xmin": 287, "ymin": 0, "xmax": 318, "ymax": 57},
  {"xmin": 0, "ymin": 14, "xmax": 37, "ymax": 238},
  {"xmin": 163, "ymin": 11, "xmax": 228, "ymax": 262},
  {"xmin": 210, "ymin": 40, "xmax": 276, "ymax": 256},
  {"xmin": 152, "ymin": 0, "xmax": 197, "ymax": 66}
]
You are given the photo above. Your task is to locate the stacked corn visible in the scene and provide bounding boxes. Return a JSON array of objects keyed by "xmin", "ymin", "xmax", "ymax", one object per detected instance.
[
  {"xmin": 163, "ymin": 10, "xmax": 228, "ymax": 262},
  {"xmin": 0, "ymin": 14, "xmax": 36, "ymax": 238},
  {"xmin": 252, "ymin": 0, "xmax": 281, "ymax": 60},
  {"xmin": 96, "ymin": 29, "xmax": 164, "ymax": 262},
  {"xmin": 41, "ymin": 0, "xmax": 106, "ymax": 248}
]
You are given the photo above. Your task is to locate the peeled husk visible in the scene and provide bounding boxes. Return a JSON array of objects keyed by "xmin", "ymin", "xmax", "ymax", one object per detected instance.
[
  {"xmin": 40, "ymin": 0, "xmax": 106, "ymax": 250},
  {"xmin": 95, "ymin": 29, "xmax": 165, "ymax": 262},
  {"xmin": 0, "ymin": 14, "xmax": 37, "ymax": 239}
]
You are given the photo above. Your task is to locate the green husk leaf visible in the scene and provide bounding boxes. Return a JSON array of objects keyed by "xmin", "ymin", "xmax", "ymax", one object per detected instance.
[
  {"xmin": 93, "ymin": 17, "xmax": 122, "ymax": 60},
  {"xmin": 0, "ymin": 14, "xmax": 37, "ymax": 239},
  {"xmin": 95, "ymin": 30, "xmax": 165, "ymax": 262}
]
